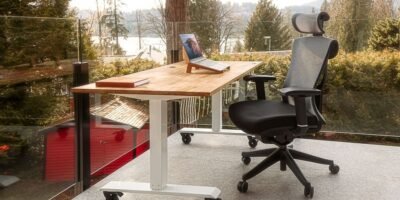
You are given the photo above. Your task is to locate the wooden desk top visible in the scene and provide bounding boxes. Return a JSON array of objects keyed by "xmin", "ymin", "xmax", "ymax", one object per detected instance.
[{"xmin": 72, "ymin": 61, "xmax": 262, "ymax": 96}]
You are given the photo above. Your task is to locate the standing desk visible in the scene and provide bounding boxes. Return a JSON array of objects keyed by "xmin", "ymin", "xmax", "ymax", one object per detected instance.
[{"xmin": 72, "ymin": 61, "xmax": 262, "ymax": 199}]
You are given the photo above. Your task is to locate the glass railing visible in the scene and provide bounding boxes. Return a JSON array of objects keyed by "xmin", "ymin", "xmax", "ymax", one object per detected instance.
[
  {"xmin": 171, "ymin": 18, "xmax": 400, "ymax": 143},
  {"xmin": 82, "ymin": 21, "xmax": 164, "ymax": 187},
  {"xmin": 0, "ymin": 16, "xmax": 79, "ymax": 200},
  {"xmin": 0, "ymin": 9, "xmax": 399, "ymax": 199}
]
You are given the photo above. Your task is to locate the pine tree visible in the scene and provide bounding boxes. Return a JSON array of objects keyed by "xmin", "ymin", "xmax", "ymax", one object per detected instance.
[
  {"xmin": 326, "ymin": 0, "xmax": 373, "ymax": 52},
  {"xmin": 101, "ymin": 0, "xmax": 129, "ymax": 55},
  {"xmin": 244, "ymin": 0, "xmax": 291, "ymax": 51},
  {"xmin": 320, "ymin": 0, "xmax": 329, "ymax": 12},
  {"xmin": 233, "ymin": 39, "xmax": 243, "ymax": 52},
  {"xmin": 0, "ymin": 0, "xmax": 96, "ymax": 67},
  {"xmin": 371, "ymin": 0, "xmax": 393, "ymax": 21},
  {"xmin": 189, "ymin": 0, "xmax": 221, "ymax": 55},
  {"xmin": 368, "ymin": 18, "xmax": 400, "ymax": 51}
]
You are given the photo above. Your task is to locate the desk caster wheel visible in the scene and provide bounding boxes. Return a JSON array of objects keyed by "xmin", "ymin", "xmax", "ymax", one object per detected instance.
[
  {"xmin": 304, "ymin": 185, "xmax": 314, "ymax": 198},
  {"xmin": 181, "ymin": 133, "xmax": 193, "ymax": 144},
  {"xmin": 247, "ymin": 136, "xmax": 258, "ymax": 148},
  {"xmin": 329, "ymin": 164, "xmax": 340, "ymax": 174},
  {"xmin": 242, "ymin": 156, "xmax": 251, "ymax": 165},
  {"xmin": 237, "ymin": 181, "xmax": 248, "ymax": 193},
  {"xmin": 103, "ymin": 191, "xmax": 123, "ymax": 200}
]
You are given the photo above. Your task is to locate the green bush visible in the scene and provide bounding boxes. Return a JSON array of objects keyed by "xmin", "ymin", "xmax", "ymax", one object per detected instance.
[
  {"xmin": 0, "ymin": 132, "xmax": 27, "ymax": 165},
  {"xmin": 213, "ymin": 51, "xmax": 400, "ymax": 135},
  {"xmin": 90, "ymin": 59, "xmax": 161, "ymax": 82}
]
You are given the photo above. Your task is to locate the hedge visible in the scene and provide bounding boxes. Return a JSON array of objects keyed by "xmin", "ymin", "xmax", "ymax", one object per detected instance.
[
  {"xmin": 90, "ymin": 59, "xmax": 160, "ymax": 82},
  {"xmin": 213, "ymin": 51, "xmax": 400, "ymax": 135}
]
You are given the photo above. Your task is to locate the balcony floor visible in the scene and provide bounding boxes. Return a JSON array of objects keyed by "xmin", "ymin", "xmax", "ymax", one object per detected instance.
[{"xmin": 74, "ymin": 133, "xmax": 400, "ymax": 200}]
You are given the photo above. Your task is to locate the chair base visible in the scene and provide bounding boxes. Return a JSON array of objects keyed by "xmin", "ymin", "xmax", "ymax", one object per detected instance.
[{"xmin": 239, "ymin": 145, "xmax": 339, "ymax": 198}]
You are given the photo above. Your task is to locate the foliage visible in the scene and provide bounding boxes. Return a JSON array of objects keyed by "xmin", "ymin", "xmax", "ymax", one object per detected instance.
[
  {"xmin": 320, "ymin": 0, "xmax": 329, "ymax": 12},
  {"xmin": 80, "ymin": 20, "xmax": 98, "ymax": 60},
  {"xmin": 0, "ymin": 0, "xmax": 97, "ymax": 67},
  {"xmin": 145, "ymin": 0, "xmax": 168, "ymax": 45},
  {"xmin": 0, "ymin": 132, "xmax": 27, "ymax": 165},
  {"xmin": 371, "ymin": 0, "xmax": 394, "ymax": 21},
  {"xmin": 244, "ymin": 0, "xmax": 291, "ymax": 51},
  {"xmin": 0, "ymin": 77, "xmax": 72, "ymax": 126},
  {"xmin": 326, "ymin": 0, "xmax": 373, "ymax": 52},
  {"xmin": 90, "ymin": 59, "xmax": 161, "ymax": 82},
  {"xmin": 368, "ymin": 18, "xmax": 400, "ymax": 51},
  {"xmin": 213, "ymin": 50, "xmax": 400, "ymax": 135},
  {"xmin": 233, "ymin": 39, "xmax": 244, "ymax": 53},
  {"xmin": 189, "ymin": 0, "xmax": 236, "ymax": 55},
  {"xmin": 99, "ymin": 0, "xmax": 129, "ymax": 55}
]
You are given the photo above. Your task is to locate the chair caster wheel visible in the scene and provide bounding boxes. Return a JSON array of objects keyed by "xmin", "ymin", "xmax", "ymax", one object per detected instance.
[
  {"xmin": 237, "ymin": 181, "xmax": 248, "ymax": 193},
  {"xmin": 247, "ymin": 136, "xmax": 258, "ymax": 148},
  {"xmin": 329, "ymin": 164, "xmax": 340, "ymax": 174},
  {"xmin": 242, "ymin": 156, "xmax": 251, "ymax": 165},
  {"xmin": 304, "ymin": 185, "xmax": 314, "ymax": 198},
  {"xmin": 205, "ymin": 198, "xmax": 221, "ymax": 200},
  {"xmin": 181, "ymin": 133, "xmax": 193, "ymax": 144},
  {"xmin": 103, "ymin": 191, "xmax": 123, "ymax": 200}
]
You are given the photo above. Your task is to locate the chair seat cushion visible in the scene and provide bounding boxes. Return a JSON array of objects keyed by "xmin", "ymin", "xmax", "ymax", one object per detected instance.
[{"xmin": 229, "ymin": 100, "xmax": 318, "ymax": 135}]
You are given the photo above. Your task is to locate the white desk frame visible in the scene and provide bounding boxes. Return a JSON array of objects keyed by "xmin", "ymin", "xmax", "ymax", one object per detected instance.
[
  {"xmin": 100, "ymin": 79, "xmax": 251, "ymax": 199},
  {"xmin": 178, "ymin": 79, "xmax": 249, "ymax": 137},
  {"xmin": 100, "ymin": 94, "xmax": 223, "ymax": 199},
  {"xmin": 99, "ymin": 77, "xmax": 253, "ymax": 199}
]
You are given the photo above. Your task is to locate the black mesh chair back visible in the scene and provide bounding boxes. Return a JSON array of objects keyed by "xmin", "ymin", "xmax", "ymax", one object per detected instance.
[{"xmin": 283, "ymin": 12, "xmax": 339, "ymax": 126}]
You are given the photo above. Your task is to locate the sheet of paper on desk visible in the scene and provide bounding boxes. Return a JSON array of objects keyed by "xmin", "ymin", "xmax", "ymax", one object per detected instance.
[{"xmin": 95, "ymin": 77, "xmax": 149, "ymax": 88}]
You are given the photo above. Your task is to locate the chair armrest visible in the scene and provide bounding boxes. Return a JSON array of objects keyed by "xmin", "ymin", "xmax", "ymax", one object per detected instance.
[
  {"xmin": 279, "ymin": 87, "xmax": 321, "ymax": 135},
  {"xmin": 279, "ymin": 87, "xmax": 321, "ymax": 97},
  {"xmin": 243, "ymin": 75, "xmax": 276, "ymax": 100},
  {"xmin": 243, "ymin": 74, "xmax": 276, "ymax": 82}
]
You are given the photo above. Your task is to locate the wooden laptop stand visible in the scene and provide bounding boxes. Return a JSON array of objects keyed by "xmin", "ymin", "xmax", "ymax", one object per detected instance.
[
  {"xmin": 183, "ymin": 47, "xmax": 199, "ymax": 73},
  {"xmin": 183, "ymin": 47, "xmax": 226, "ymax": 74}
]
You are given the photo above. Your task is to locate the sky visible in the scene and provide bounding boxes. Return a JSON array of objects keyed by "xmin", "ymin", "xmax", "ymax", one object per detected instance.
[{"xmin": 69, "ymin": 0, "xmax": 316, "ymax": 11}]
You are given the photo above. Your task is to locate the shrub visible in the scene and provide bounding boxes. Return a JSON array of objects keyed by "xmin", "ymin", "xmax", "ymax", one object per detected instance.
[
  {"xmin": 368, "ymin": 18, "xmax": 400, "ymax": 51},
  {"xmin": 90, "ymin": 59, "xmax": 160, "ymax": 82},
  {"xmin": 212, "ymin": 51, "xmax": 400, "ymax": 135}
]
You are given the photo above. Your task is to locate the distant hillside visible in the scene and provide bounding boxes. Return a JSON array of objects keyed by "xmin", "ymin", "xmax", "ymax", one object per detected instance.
[
  {"xmin": 284, "ymin": 0, "xmax": 323, "ymax": 14},
  {"xmin": 304, "ymin": 0, "xmax": 324, "ymax": 9},
  {"xmin": 81, "ymin": 0, "xmax": 400, "ymax": 37}
]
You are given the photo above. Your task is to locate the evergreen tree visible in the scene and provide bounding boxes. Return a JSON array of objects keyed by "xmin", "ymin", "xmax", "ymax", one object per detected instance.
[
  {"xmin": 368, "ymin": 18, "xmax": 400, "ymax": 51},
  {"xmin": 371, "ymin": 0, "xmax": 393, "ymax": 21},
  {"xmin": 320, "ymin": 0, "xmax": 329, "ymax": 12},
  {"xmin": 233, "ymin": 39, "xmax": 243, "ymax": 52},
  {"xmin": 101, "ymin": 0, "xmax": 129, "ymax": 55},
  {"xmin": 189, "ymin": 0, "xmax": 220, "ymax": 55},
  {"xmin": 244, "ymin": 0, "xmax": 291, "ymax": 51},
  {"xmin": 326, "ymin": 0, "xmax": 373, "ymax": 52},
  {"xmin": 0, "ymin": 0, "xmax": 96, "ymax": 67},
  {"xmin": 189, "ymin": 0, "xmax": 236, "ymax": 55}
]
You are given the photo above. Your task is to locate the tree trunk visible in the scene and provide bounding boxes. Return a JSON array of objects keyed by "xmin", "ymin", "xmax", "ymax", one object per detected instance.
[{"xmin": 166, "ymin": 0, "xmax": 189, "ymax": 64}]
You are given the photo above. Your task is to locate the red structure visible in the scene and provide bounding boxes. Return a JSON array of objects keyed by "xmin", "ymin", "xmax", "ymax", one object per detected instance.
[{"xmin": 44, "ymin": 118, "xmax": 149, "ymax": 182}]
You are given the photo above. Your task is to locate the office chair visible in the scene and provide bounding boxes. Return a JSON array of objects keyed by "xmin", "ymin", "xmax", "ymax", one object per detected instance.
[{"xmin": 229, "ymin": 12, "xmax": 339, "ymax": 198}]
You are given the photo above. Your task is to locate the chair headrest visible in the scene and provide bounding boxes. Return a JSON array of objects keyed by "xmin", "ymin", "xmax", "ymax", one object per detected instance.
[{"xmin": 292, "ymin": 12, "xmax": 330, "ymax": 36}]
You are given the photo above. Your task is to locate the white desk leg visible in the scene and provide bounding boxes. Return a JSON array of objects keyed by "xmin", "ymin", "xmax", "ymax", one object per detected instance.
[
  {"xmin": 101, "ymin": 99, "xmax": 221, "ymax": 199},
  {"xmin": 211, "ymin": 91, "xmax": 222, "ymax": 132},
  {"xmin": 149, "ymin": 99, "xmax": 168, "ymax": 190},
  {"xmin": 179, "ymin": 89, "xmax": 249, "ymax": 136}
]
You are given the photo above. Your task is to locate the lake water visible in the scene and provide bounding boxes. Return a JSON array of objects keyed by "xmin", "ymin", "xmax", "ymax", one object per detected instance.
[
  {"xmin": 92, "ymin": 36, "xmax": 241, "ymax": 56},
  {"xmin": 92, "ymin": 36, "xmax": 166, "ymax": 56}
]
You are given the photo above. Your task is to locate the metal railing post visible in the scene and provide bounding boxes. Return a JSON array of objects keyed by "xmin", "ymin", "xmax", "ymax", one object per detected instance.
[{"xmin": 73, "ymin": 62, "xmax": 91, "ymax": 192}]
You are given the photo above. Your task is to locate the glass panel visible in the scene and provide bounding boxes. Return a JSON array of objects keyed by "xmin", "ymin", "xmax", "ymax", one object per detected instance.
[
  {"xmin": 176, "ymin": 17, "xmax": 400, "ymax": 139},
  {"xmin": 0, "ymin": 16, "xmax": 79, "ymax": 199},
  {"xmin": 84, "ymin": 19, "xmax": 166, "ymax": 185}
]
